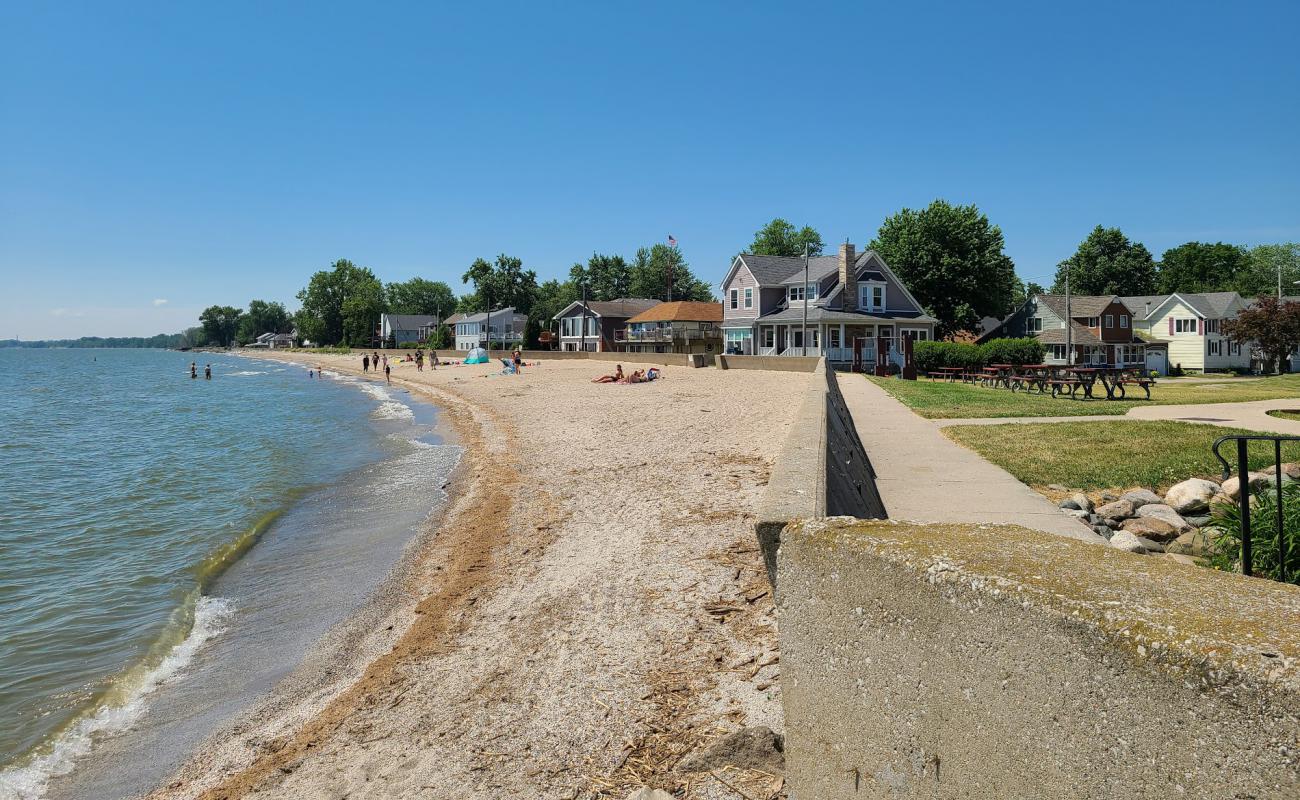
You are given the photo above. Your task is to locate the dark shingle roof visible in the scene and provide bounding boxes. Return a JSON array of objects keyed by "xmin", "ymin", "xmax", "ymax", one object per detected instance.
[
  {"xmin": 737, "ymin": 254, "xmax": 811, "ymax": 285},
  {"xmin": 1036, "ymin": 294, "xmax": 1119, "ymax": 319},
  {"xmin": 384, "ymin": 314, "xmax": 439, "ymax": 329},
  {"xmin": 555, "ymin": 298, "xmax": 660, "ymax": 319}
]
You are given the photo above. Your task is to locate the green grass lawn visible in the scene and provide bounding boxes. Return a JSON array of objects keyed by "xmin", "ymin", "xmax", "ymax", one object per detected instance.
[
  {"xmin": 1267, "ymin": 409, "xmax": 1300, "ymax": 421},
  {"xmin": 868, "ymin": 373, "xmax": 1300, "ymax": 419},
  {"xmin": 944, "ymin": 420, "xmax": 1300, "ymax": 491}
]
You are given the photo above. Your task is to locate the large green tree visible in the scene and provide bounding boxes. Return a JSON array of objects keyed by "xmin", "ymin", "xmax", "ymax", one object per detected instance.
[
  {"xmin": 295, "ymin": 259, "xmax": 387, "ymax": 346},
  {"xmin": 198, "ymin": 305, "xmax": 244, "ymax": 348},
  {"xmin": 749, "ymin": 218, "xmax": 824, "ymax": 257},
  {"xmin": 869, "ymin": 200, "xmax": 1018, "ymax": 338},
  {"xmin": 569, "ymin": 253, "xmax": 631, "ymax": 301},
  {"xmin": 1051, "ymin": 226, "xmax": 1157, "ymax": 296},
  {"xmin": 1156, "ymin": 242, "xmax": 1249, "ymax": 294},
  {"xmin": 385, "ymin": 277, "xmax": 456, "ymax": 318},
  {"xmin": 461, "ymin": 254, "xmax": 539, "ymax": 314},
  {"xmin": 1235, "ymin": 243, "xmax": 1300, "ymax": 298},
  {"xmin": 236, "ymin": 299, "xmax": 292, "ymax": 345},
  {"xmin": 628, "ymin": 244, "xmax": 715, "ymax": 302}
]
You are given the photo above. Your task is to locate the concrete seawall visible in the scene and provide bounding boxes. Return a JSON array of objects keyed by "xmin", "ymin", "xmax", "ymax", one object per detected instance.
[
  {"xmin": 778, "ymin": 518, "xmax": 1300, "ymax": 799},
  {"xmin": 754, "ymin": 359, "xmax": 884, "ymax": 586},
  {"xmin": 716, "ymin": 354, "xmax": 821, "ymax": 372}
]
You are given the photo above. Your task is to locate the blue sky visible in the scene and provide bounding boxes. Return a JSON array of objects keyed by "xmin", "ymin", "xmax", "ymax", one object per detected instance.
[{"xmin": 2, "ymin": 1, "xmax": 1297, "ymax": 338}]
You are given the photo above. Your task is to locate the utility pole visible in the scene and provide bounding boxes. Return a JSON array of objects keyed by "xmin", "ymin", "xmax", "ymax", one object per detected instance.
[
  {"xmin": 1065, "ymin": 264, "xmax": 1073, "ymax": 366},
  {"xmin": 666, "ymin": 244, "xmax": 675, "ymax": 303},
  {"xmin": 485, "ymin": 291, "xmax": 492, "ymax": 354},
  {"xmin": 580, "ymin": 281, "xmax": 589, "ymax": 353},
  {"xmin": 801, "ymin": 241, "xmax": 809, "ymax": 356}
]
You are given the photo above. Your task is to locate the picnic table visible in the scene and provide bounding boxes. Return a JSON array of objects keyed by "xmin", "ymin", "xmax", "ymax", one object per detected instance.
[
  {"xmin": 1068, "ymin": 366, "xmax": 1156, "ymax": 400},
  {"xmin": 926, "ymin": 366, "xmax": 965, "ymax": 382},
  {"xmin": 981, "ymin": 364, "xmax": 1016, "ymax": 389},
  {"xmin": 1008, "ymin": 364, "xmax": 1055, "ymax": 394}
]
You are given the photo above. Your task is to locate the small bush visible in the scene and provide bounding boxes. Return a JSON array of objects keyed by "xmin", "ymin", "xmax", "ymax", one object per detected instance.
[
  {"xmin": 979, "ymin": 337, "xmax": 1046, "ymax": 366},
  {"xmin": 1205, "ymin": 482, "xmax": 1300, "ymax": 585},
  {"xmin": 914, "ymin": 338, "xmax": 1044, "ymax": 372}
]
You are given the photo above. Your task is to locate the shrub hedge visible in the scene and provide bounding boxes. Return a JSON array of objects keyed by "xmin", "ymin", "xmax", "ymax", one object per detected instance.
[{"xmin": 913, "ymin": 338, "xmax": 1045, "ymax": 373}]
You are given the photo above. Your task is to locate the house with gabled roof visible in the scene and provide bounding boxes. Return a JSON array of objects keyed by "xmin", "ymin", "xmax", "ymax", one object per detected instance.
[
  {"xmin": 551, "ymin": 298, "xmax": 660, "ymax": 352},
  {"xmin": 980, "ymin": 293, "xmax": 1157, "ymax": 370},
  {"xmin": 623, "ymin": 301, "xmax": 723, "ymax": 354},
  {"xmin": 719, "ymin": 242, "xmax": 936, "ymax": 365},
  {"xmin": 1121, "ymin": 292, "xmax": 1249, "ymax": 373}
]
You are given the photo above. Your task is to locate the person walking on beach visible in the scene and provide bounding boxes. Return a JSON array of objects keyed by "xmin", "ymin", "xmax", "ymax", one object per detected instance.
[
  {"xmin": 512, "ymin": 348, "xmax": 523, "ymax": 374},
  {"xmin": 362, "ymin": 354, "xmax": 370, "ymax": 373},
  {"xmin": 204, "ymin": 364, "xmax": 211, "ymax": 380},
  {"xmin": 431, "ymin": 351, "xmax": 439, "ymax": 370},
  {"xmin": 190, "ymin": 362, "xmax": 197, "ymax": 379},
  {"xmin": 384, "ymin": 361, "xmax": 391, "ymax": 384},
  {"xmin": 415, "ymin": 351, "xmax": 423, "ymax": 372}
]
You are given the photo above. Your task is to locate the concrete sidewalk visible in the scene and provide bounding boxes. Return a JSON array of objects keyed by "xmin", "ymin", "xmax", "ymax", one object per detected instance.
[{"xmin": 838, "ymin": 376, "xmax": 1105, "ymax": 544}]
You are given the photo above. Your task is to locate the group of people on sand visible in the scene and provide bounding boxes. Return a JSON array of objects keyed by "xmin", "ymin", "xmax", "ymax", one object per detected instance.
[
  {"xmin": 189, "ymin": 361, "xmax": 211, "ymax": 380},
  {"xmin": 591, "ymin": 364, "xmax": 660, "ymax": 384},
  {"xmin": 361, "ymin": 349, "xmax": 446, "ymax": 384}
]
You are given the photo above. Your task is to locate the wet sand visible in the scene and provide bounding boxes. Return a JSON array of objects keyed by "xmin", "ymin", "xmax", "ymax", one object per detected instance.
[{"xmin": 148, "ymin": 353, "xmax": 809, "ymax": 799}]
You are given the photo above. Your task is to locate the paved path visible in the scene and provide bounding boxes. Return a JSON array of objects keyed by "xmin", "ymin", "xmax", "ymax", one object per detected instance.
[
  {"xmin": 935, "ymin": 399, "xmax": 1300, "ymax": 435},
  {"xmin": 837, "ymin": 376, "xmax": 1105, "ymax": 544}
]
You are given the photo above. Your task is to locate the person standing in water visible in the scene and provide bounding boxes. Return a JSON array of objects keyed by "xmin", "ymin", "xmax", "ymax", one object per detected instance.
[
  {"xmin": 362, "ymin": 354, "xmax": 370, "ymax": 373},
  {"xmin": 204, "ymin": 364, "xmax": 211, "ymax": 380},
  {"xmin": 190, "ymin": 362, "xmax": 197, "ymax": 379},
  {"xmin": 384, "ymin": 361, "xmax": 391, "ymax": 384}
]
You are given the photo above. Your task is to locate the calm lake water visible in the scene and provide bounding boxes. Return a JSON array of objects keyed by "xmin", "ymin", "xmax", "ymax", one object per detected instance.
[{"xmin": 0, "ymin": 349, "xmax": 459, "ymax": 800}]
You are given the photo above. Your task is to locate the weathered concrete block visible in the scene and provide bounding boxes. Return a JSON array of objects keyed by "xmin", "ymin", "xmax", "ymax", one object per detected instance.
[{"xmin": 777, "ymin": 519, "xmax": 1300, "ymax": 799}]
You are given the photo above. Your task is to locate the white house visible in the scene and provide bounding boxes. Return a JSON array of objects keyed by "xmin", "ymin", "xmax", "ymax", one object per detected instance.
[
  {"xmin": 453, "ymin": 308, "xmax": 528, "ymax": 351},
  {"xmin": 1122, "ymin": 292, "xmax": 1250, "ymax": 373}
]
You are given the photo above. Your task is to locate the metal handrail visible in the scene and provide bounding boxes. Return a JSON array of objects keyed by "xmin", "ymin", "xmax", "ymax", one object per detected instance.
[{"xmin": 1211, "ymin": 434, "xmax": 1300, "ymax": 581}]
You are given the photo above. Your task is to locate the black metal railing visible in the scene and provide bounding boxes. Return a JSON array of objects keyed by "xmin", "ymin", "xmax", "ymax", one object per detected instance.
[{"xmin": 1211, "ymin": 434, "xmax": 1299, "ymax": 581}]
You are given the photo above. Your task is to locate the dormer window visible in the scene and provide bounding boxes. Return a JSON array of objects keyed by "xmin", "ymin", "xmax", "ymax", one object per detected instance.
[
  {"xmin": 858, "ymin": 282, "xmax": 886, "ymax": 311},
  {"xmin": 788, "ymin": 283, "xmax": 819, "ymax": 302}
]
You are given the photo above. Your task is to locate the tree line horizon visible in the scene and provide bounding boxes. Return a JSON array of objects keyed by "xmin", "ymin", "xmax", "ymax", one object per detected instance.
[{"xmin": 10, "ymin": 201, "xmax": 1296, "ymax": 349}]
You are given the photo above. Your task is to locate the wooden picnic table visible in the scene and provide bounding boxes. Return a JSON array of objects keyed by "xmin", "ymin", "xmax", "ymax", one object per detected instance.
[{"xmin": 927, "ymin": 366, "xmax": 965, "ymax": 382}]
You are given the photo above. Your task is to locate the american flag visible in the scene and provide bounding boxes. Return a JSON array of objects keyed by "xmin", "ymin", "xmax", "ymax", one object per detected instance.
[{"xmin": 667, "ymin": 234, "xmax": 677, "ymax": 247}]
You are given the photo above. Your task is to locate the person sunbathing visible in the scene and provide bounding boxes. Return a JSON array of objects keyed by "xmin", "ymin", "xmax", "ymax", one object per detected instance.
[
  {"xmin": 592, "ymin": 365, "xmax": 624, "ymax": 383},
  {"xmin": 623, "ymin": 368, "xmax": 647, "ymax": 384}
]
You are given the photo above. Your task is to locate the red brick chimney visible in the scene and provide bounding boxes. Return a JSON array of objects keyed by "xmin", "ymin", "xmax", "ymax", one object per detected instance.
[{"xmin": 839, "ymin": 242, "xmax": 857, "ymax": 311}]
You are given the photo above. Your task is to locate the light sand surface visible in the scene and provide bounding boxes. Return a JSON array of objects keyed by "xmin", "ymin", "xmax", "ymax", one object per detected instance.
[{"xmin": 149, "ymin": 353, "xmax": 807, "ymax": 800}]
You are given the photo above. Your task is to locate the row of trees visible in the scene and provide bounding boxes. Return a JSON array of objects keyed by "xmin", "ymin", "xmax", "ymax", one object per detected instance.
[
  {"xmin": 285, "ymin": 241, "xmax": 717, "ymax": 349},
  {"xmin": 1049, "ymin": 230, "xmax": 1298, "ymax": 299}
]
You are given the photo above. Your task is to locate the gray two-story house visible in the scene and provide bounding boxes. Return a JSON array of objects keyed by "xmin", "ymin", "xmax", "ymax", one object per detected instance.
[
  {"xmin": 719, "ymin": 242, "xmax": 936, "ymax": 365},
  {"xmin": 551, "ymin": 298, "xmax": 660, "ymax": 352}
]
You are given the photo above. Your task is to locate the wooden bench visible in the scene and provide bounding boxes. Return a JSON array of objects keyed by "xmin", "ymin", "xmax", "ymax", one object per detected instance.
[
  {"xmin": 1114, "ymin": 378, "xmax": 1156, "ymax": 400},
  {"xmin": 1046, "ymin": 379, "xmax": 1083, "ymax": 398}
]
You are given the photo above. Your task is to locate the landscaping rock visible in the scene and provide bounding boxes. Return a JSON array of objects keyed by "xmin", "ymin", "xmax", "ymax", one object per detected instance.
[
  {"xmin": 1183, "ymin": 514, "xmax": 1212, "ymax": 528},
  {"xmin": 1164, "ymin": 553, "xmax": 1199, "ymax": 566},
  {"xmin": 1109, "ymin": 530, "xmax": 1148, "ymax": 554},
  {"xmin": 1058, "ymin": 498, "xmax": 1083, "ymax": 511},
  {"xmin": 1099, "ymin": 491, "xmax": 1120, "ymax": 503},
  {"xmin": 1282, "ymin": 462, "xmax": 1300, "ymax": 480},
  {"xmin": 1061, "ymin": 508, "xmax": 1089, "ymax": 519},
  {"xmin": 1095, "ymin": 499, "xmax": 1136, "ymax": 521},
  {"xmin": 1092, "ymin": 525, "xmax": 1114, "ymax": 540},
  {"xmin": 1120, "ymin": 489, "xmax": 1163, "ymax": 509},
  {"xmin": 1121, "ymin": 516, "xmax": 1177, "ymax": 541},
  {"xmin": 1134, "ymin": 535, "xmax": 1167, "ymax": 553},
  {"xmin": 1163, "ymin": 478, "xmax": 1221, "ymax": 515},
  {"xmin": 1135, "ymin": 503, "xmax": 1192, "ymax": 534},
  {"xmin": 1047, "ymin": 483, "xmax": 1070, "ymax": 492},
  {"xmin": 1069, "ymin": 492, "xmax": 1094, "ymax": 513},
  {"xmin": 1222, "ymin": 472, "xmax": 1269, "ymax": 501},
  {"xmin": 676, "ymin": 726, "xmax": 784, "ymax": 774},
  {"xmin": 1167, "ymin": 529, "xmax": 1216, "ymax": 558}
]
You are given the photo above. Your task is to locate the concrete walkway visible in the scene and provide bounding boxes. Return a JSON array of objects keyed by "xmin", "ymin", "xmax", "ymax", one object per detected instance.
[
  {"xmin": 837, "ymin": 376, "xmax": 1105, "ymax": 544},
  {"xmin": 934, "ymin": 399, "xmax": 1300, "ymax": 435}
]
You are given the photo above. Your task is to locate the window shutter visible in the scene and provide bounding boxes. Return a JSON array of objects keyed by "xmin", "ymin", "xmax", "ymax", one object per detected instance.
[
  {"xmin": 1168, "ymin": 317, "xmax": 1174, "ymax": 335},
  {"xmin": 1199, "ymin": 318, "xmax": 1205, "ymax": 336}
]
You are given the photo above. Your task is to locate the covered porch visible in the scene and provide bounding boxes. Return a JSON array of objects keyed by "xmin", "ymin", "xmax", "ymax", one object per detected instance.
[{"xmin": 755, "ymin": 321, "xmax": 912, "ymax": 365}]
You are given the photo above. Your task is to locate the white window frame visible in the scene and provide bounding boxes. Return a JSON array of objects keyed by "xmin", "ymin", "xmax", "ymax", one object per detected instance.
[
  {"xmin": 859, "ymin": 282, "xmax": 886, "ymax": 312},
  {"xmin": 1175, "ymin": 318, "xmax": 1196, "ymax": 334},
  {"xmin": 743, "ymin": 287, "xmax": 753, "ymax": 309},
  {"xmin": 788, "ymin": 285, "xmax": 805, "ymax": 302},
  {"xmin": 1120, "ymin": 315, "xmax": 1129, "ymax": 328},
  {"xmin": 1104, "ymin": 314, "xmax": 1113, "ymax": 327},
  {"xmin": 1086, "ymin": 317, "xmax": 1100, "ymax": 328},
  {"xmin": 1027, "ymin": 317, "xmax": 1043, "ymax": 333}
]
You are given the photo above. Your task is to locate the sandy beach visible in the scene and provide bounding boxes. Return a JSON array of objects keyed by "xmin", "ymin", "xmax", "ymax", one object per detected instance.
[{"xmin": 147, "ymin": 353, "xmax": 808, "ymax": 800}]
